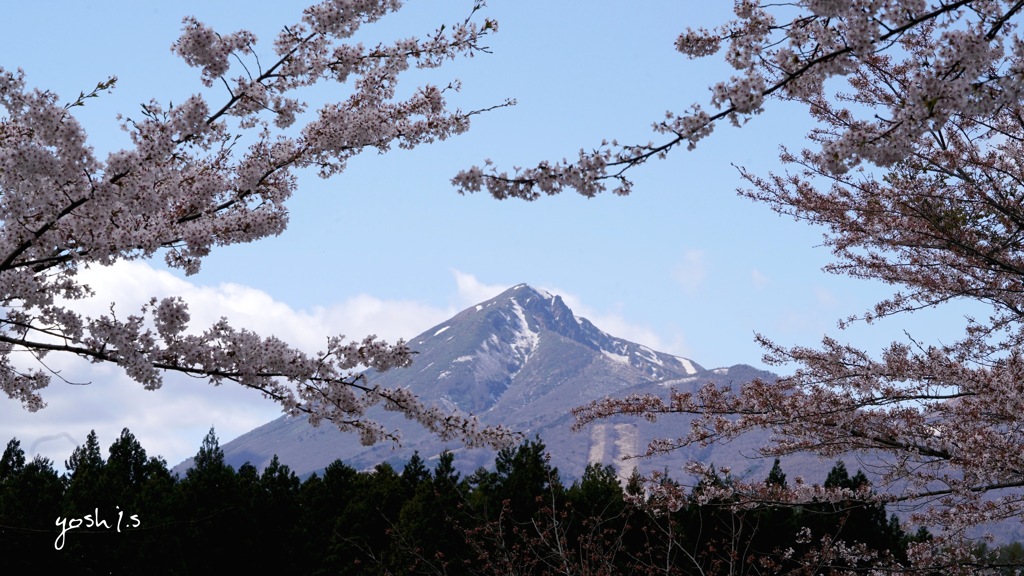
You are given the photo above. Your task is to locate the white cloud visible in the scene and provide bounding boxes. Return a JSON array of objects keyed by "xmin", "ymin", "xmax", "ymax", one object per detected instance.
[
  {"xmin": 542, "ymin": 287, "xmax": 691, "ymax": 359},
  {"xmin": 0, "ymin": 265, "xmax": 684, "ymax": 472},
  {"xmin": 672, "ymin": 249, "xmax": 707, "ymax": 293},
  {"xmin": 452, "ymin": 269, "xmax": 509, "ymax": 307},
  {"xmin": 814, "ymin": 286, "xmax": 837, "ymax": 308},
  {"xmin": 3, "ymin": 261, "xmax": 464, "ymax": 471},
  {"xmin": 751, "ymin": 268, "xmax": 768, "ymax": 290},
  {"xmin": 316, "ymin": 295, "xmax": 458, "ymax": 342},
  {"xmin": 75, "ymin": 261, "xmax": 457, "ymax": 348},
  {"xmin": 773, "ymin": 287, "xmax": 843, "ymax": 340}
]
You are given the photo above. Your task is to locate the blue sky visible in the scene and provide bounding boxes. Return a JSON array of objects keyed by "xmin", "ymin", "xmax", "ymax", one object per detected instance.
[{"xmin": 0, "ymin": 1, "xmax": 981, "ymax": 470}]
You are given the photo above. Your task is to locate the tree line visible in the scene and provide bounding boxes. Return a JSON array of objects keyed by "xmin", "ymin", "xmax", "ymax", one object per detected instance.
[{"xmin": 3, "ymin": 427, "xmax": 994, "ymax": 575}]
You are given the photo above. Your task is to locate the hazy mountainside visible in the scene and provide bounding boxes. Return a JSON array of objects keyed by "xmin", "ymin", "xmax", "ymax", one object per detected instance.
[
  {"xmin": 171, "ymin": 284, "xmax": 1024, "ymax": 543},
  {"xmin": 185, "ymin": 284, "xmax": 791, "ymax": 482}
]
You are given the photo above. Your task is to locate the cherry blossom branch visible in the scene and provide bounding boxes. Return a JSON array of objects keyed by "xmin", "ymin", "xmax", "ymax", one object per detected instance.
[
  {"xmin": 453, "ymin": 0, "xmax": 981, "ymax": 200},
  {"xmin": 0, "ymin": 0, "xmax": 518, "ymax": 450},
  {"xmin": 508, "ymin": 1, "xmax": 1024, "ymax": 570}
]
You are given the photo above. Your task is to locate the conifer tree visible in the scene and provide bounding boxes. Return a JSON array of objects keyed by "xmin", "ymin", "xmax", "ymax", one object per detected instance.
[
  {"xmin": 178, "ymin": 427, "xmax": 240, "ymax": 575},
  {"xmin": 0, "ymin": 441, "xmax": 64, "ymax": 570},
  {"xmin": 63, "ymin": 430, "xmax": 107, "ymax": 513},
  {"xmin": 256, "ymin": 455, "xmax": 302, "ymax": 572},
  {"xmin": 765, "ymin": 458, "xmax": 786, "ymax": 488},
  {"xmin": 0, "ymin": 438, "xmax": 25, "ymax": 483}
]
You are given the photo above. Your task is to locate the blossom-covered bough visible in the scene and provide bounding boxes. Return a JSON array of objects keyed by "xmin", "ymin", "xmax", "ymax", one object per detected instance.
[
  {"xmin": 456, "ymin": 0, "xmax": 1024, "ymax": 572},
  {"xmin": 0, "ymin": 0, "xmax": 517, "ymax": 449}
]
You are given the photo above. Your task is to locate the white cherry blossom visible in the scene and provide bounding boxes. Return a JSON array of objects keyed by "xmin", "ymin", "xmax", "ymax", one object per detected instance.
[
  {"xmin": 0, "ymin": 0, "xmax": 514, "ymax": 449},
  {"xmin": 488, "ymin": 1, "xmax": 1024, "ymax": 571}
]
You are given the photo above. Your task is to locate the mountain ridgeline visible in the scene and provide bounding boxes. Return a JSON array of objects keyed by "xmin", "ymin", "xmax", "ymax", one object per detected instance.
[
  {"xmin": 404, "ymin": 284, "xmax": 701, "ymax": 414},
  {"xmin": 200, "ymin": 284, "xmax": 780, "ymax": 481}
]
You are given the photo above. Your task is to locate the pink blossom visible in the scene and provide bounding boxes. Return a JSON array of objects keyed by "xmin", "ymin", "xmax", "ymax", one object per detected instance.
[{"xmin": 0, "ymin": 1, "xmax": 515, "ymax": 450}]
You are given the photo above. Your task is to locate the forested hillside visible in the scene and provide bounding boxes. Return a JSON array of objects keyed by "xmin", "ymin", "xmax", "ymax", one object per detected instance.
[{"xmin": 0, "ymin": 428, "xmax": 963, "ymax": 575}]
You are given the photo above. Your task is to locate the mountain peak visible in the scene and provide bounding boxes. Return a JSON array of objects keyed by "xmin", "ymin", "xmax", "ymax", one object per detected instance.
[
  {"xmin": 206, "ymin": 284, "xmax": 776, "ymax": 485},
  {"xmin": 482, "ymin": 284, "xmax": 703, "ymax": 377},
  {"xmin": 403, "ymin": 285, "xmax": 702, "ymax": 415},
  {"xmin": 486, "ymin": 283, "xmax": 555, "ymax": 307}
]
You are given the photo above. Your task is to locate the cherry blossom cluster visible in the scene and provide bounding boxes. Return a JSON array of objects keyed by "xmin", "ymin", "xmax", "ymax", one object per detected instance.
[
  {"xmin": 552, "ymin": 2, "xmax": 1024, "ymax": 570},
  {"xmin": 172, "ymin": 18, "xmax": 257, "ymax": 87},
  {"xmin": 0, "ymin": 1, "xmax": 516, "ymax": 449},
  {"xmin": 454, "ymin": 1, "xmax": 1024, "ymax": 198}
]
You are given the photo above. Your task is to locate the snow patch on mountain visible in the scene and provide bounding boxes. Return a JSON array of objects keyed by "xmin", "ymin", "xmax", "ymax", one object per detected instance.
[
  {"xmin": 434, "ymin": 325, "xmax": 450, "ymax": 336},
  {"xmin": 613, "ymin": 423, "xmax": 639, "ymax": 479},
  {"xmin": 602, "ymin": 349, "xmax": 630, "ymax": 365},
  {"xmin": 661, "ymin": 375, "xmax": 700, "ymax": 387},
  {"xmin": 509, "ymin": 298, "xmax": 539, "ymax": 360},
  {"xmin": 638, "ymin": 345, "xmax": 663, "ymax": 366},
  {"xmin": 589, "ymin": 424, "xmax": 607, "ymax": 464},
  {"xmin": 675, "ymin": 356, "xmax": 697, "ymax": 375},
  {"xmin": 437, "ymin": 395, "xmax": 458, "ymax": 411},
  {"xmin": 480, "ymin": 334, "xmax": 500, "ymax": 352}
]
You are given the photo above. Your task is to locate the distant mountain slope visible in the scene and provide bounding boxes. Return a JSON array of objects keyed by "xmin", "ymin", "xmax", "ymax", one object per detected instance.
[
  {"xmin": 180, "ymin": 284, "xmax": 787, "ymax": 482},
  {"xmin": 173, "ymin": 284, "xmax": 1024, "ymax": 544}
]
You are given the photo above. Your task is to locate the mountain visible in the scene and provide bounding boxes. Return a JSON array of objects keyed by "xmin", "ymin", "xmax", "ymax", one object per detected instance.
[
  {"xmin": 191, "ymin": 284, "xmax": 791, "ymax": 482},
  {"xmin": 175, "ymin": 284, "xmax": 1024, "ymax": 544}
]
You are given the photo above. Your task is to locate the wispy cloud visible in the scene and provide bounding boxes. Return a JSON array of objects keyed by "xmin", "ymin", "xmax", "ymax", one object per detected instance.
[
  {"xmin": 751, "ymin": 268, "xmax": 768, "ymax": 290},
  {"xmin": 542, "ymin": 287, "xmax": 690, "ymax": 359},
  {"xmin": 672, "ymin": 249, "xmax": 707, "ymax": 293},
  {"xmin": 451, "ymin": 269, "xmax": 510, "ymax": 307}
]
